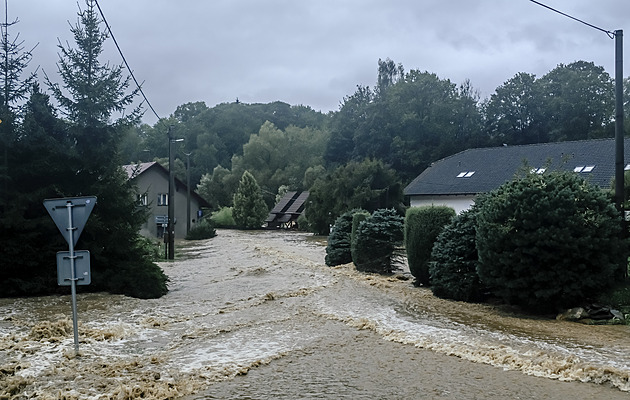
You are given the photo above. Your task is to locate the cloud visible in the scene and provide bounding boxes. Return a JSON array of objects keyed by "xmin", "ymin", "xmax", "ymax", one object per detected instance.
[{"xmin": 6, "ymin": 0, "xmax": 629, "ymax": 124}]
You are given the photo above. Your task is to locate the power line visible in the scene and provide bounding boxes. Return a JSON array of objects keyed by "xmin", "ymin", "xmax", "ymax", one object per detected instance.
[
  {"xmin": 93, "ymin": 0, "xmax": 161, "ymax": 121},
  {"xmin": 529, "ymin": 0, "xmax": 616, "ymax": 39}
]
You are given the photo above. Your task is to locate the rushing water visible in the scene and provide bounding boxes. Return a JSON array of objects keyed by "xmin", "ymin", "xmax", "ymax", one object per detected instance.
[{"xmin": 1, "ymin": 229, "xmax": 629, "ymax": 399}]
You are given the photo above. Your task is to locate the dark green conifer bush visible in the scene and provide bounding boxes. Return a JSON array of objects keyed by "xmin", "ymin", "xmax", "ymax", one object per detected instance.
[
  {"xmin": 429, "ymin": 209, "xmax": 485, "ymax": 302},
  {"xmin": 476, "ymin": 170, "xmax": 625, "ymax": 312},
  {"xmin": 325, "ymin": 210, "xmax": 358, "ymax": 266},
  {"xmin": 353, "ymin": 209, "xmax": 404, "ymax": 274},
  {"xmin": 404, "ymin": 206, "xmax": 456, "ymax": 286},
  {"xmin": 351, "ymin": 210, "xmax": 371, "ymax": 265}
]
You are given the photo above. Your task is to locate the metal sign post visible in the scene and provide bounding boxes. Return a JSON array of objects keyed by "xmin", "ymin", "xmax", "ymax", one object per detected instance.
[{"xmin": 44, "ymin": 196, "xmax": 96, "ymax": 356}]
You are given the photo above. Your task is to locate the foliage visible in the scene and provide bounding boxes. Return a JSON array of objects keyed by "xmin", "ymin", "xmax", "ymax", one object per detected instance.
[
  {"xmin": 45, "ymin": 0, "xmax": 141, "ymax": 128},
  {"xmin": 306, "ymin": 158, "xmax": 402, "ymax": 235},
  {"xmin": 350, "ymin": 210, "xmax": 371, "ymax": 266},
  {"xmin": 404, "ymin": 206, "xmax": 456, "ymax": 286},
  {"xmin": 484, "ymin": 72, "xmax": 542, "ymax": 144},
  {"xmin": 6, "ymin": 0, "xmax": 167, "ymax": 299},
  {"xmin": 597, "ymin": 280, "xmax": 630, "ymax": 310},
  {"xmin": 485, "ymin": 62, "xmax": 614, "ymax": 145},
  {"xmin": 325, "ymin": 62, "xmax": 485, "ymax": 182},
  {"xmin": 231, "ymin": 121, "xmax": 329, "ymax": 207},
  {"xmin": 325, "ymin": 209, "xmax": 360, "ymax": 266},
  {"xmin": 210, "ymin": 206, "xmax": 236, "ymax": 227},
  {"xmin": 197, "ymin": 165, "xmax": 238, "ymax": 210},
  {"xmin": 185, "ymin": 218, "xmax": 217, "ymax": 240},
  {"xmin": 429, "ymin": 209, "xmax": 484, "ymax": 302},
  {"xmin": 232, "ymin": 170, "xmax": 268, "ymax": 229},
  {"xmin": 476, "ymin": 170, "xmax": 625, "ymax": 312},
  {"xmin": 353, "ymin": 209, "xmax": 404, "ymax": 274}
]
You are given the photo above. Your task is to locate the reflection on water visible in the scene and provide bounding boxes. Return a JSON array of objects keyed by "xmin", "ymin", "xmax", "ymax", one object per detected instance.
[{"xmin": 1, "ymin": 229, "xmax": 629, "ymax": 399}]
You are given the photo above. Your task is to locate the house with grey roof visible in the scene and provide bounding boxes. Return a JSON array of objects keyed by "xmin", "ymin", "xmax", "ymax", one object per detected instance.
[
  {"xmin": 123, "ymin": 162, "xmax": 210, "ymax": 239},
  {"xmin": 404, "ymin": 138, "xmax": 630, "ymax": 214}
]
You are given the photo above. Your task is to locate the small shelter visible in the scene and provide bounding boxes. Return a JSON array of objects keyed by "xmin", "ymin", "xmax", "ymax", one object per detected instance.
[{"xmin": 266, "ymin": 191, "xmax": 309, "ymax": 229}]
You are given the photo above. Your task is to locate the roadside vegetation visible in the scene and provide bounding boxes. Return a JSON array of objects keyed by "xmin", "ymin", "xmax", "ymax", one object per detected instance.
[{"xmin": 2, "ymin": 0, "xmax": 630, "ymax": 306}]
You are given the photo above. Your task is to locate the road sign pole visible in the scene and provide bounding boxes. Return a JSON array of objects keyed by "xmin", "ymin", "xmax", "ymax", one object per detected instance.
[{"xmin": 66, "ymin": 202, "xmax": 80, "ymax": 355}]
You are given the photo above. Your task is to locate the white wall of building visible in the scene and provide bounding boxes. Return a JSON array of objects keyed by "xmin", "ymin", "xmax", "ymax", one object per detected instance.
[{"xmin": 409, "ymin": 195, "xmax": 476, "ymax": 214}]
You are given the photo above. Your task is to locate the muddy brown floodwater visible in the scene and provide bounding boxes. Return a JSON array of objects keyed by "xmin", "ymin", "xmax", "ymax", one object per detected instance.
[{"xmin": 1, "ymin": 229, "xmax": 629, "ymax": 399}]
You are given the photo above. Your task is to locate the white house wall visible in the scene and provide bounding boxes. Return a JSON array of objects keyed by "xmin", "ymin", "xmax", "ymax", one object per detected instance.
[{"xmin": 409, "ymin": 195, "xmax": 475, "ymax": 214}]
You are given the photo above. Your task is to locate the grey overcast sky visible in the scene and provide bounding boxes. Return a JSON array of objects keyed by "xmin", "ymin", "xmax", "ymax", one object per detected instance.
[{"xmin": 6, "ymin": 0, "xmax": 630, "ymax": 125}]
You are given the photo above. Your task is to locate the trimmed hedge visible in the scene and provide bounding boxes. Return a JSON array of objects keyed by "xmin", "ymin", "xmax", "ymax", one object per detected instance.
[{"xmin": 404, "ymin": 206, "xmax": 455, "ymax": 286}]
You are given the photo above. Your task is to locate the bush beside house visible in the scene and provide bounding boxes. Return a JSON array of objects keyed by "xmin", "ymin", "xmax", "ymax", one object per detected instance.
[
  {"xmin": 475, "ymin": 170, "xmax": 625, "ymax": 312},
  {"xmin": 404, "ymin": 206, "xmax": 455, "ymax": 286}
]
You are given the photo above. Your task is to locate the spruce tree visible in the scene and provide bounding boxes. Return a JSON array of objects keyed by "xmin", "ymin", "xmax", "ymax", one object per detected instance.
[
  {"xmin": 42, "ymin": 0, "xmax": 167, "ymax": 298},
  {"xmin": 233, "ymin": 171, "xmax": 268, "ymax": 229}
]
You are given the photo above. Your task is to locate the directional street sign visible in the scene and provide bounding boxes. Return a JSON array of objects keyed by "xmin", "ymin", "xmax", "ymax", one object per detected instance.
[
  {"xmin": 43, "ymin": 196, "xmax": 97, "ymax": 246},
  {"xmin": 56, "ymin": 250, "xmax": 91, "ymax": 286}
]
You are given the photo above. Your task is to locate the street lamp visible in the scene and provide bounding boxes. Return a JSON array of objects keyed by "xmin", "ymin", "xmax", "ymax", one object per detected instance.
[
  {"xmin": 183, "ymin": 151, "xmax": 192, "ymax": 235},
  {"xmin": 167, "ymin": 126, "xmax": 183, "ymax": 260}
]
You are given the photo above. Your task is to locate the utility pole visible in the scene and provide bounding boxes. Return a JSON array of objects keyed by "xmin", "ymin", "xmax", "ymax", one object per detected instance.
[
  {"xmin": 184, "ymin": 151, "xmax": 192, "ymax": 235},
  {"xmin": 167, "ymin": 126, "xmax": 175, "ymax": 260},
  {"xmin": 614, "ymin": 30, "xmax": 625, "ymax": 215}
]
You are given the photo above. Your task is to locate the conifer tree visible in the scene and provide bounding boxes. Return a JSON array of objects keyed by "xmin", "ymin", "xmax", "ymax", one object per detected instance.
[
  {"xmin": 41, "ymin": 0, "xmax": 167, "ymax": 298},
  {"xmin": 233, "ymin": 171, "xmax": 268, "ymax": 229}
]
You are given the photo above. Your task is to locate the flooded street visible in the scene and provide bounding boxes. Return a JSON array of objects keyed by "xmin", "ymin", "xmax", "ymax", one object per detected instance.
[{"xmin": 1, "ymin": 229, "xmax": 630, "ymax": 399}]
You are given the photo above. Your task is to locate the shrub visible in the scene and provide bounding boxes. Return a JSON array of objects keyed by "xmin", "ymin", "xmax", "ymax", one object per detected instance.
[
  {"xmin": 476, "ymin": 170, "xmax": 626, "ymax": 312},
  {"xmin": 404, "ymin": 206, "xmax": 456, "ymax": 286},
  {"xmin": 185, "ymin": 219, "xmax": 217, "ymax": 240},
  {"xmin": 325, "ymin": 210, "xmax": 359, "ymax": 266},
  {"xmin": 351, "ymin": 210, "xmax": 371, "ymax": 264},
  {"xmin": 211, "ymin": 207, "xmax": 236, "ymax": 228},
  {"xmin": 429, "ymin": 209, "xmax": 485, "ymax": 302},
  {"xmin": 353, "ymin": 209, "xmax": 404, "ymax": 274}
]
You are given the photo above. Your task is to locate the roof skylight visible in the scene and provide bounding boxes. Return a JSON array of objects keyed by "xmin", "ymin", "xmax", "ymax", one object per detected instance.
[
  {"xmin": 457, "ymin": 171, "xmax": 475, "ymax": 178},
  {"xmin": 574, "ymin": 165, "xmax": 595, "ymax": 173}
]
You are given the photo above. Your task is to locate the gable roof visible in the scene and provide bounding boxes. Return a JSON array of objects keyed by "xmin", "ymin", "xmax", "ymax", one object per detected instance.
[
  {"xmin": 122, "ymin": 161, "xmax": 211, "ymax": 208},
  {"xmin": 404, "ymin": 138, "xmax": 630, "ymax": 197}
]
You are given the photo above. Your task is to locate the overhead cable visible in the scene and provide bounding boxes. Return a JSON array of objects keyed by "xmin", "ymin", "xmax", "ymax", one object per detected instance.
[
  {"xmin": 529, "ymin": 0, "xmax": 615, "ymax": 39},
  {"xmin": 93, "ymin": 0, "xmax": 161, "ymax": 120}
]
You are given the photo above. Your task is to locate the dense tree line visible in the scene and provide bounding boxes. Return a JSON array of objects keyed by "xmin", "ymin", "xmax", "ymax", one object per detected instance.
[{"xmin": 128, "ymin": 58, "xmax": 626, "ymax": 233}]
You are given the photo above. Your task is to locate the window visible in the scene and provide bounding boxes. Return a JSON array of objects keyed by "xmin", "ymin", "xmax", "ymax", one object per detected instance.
[
  {"xmin": 137, "ymin": 193, "xmax": 148, "ymax": 206},
  {"xmin": 157, "ymin": 193, "xmax": 168, "ymax": 206},
  {"xmin": 457, "ymin": 171, "xmax": 475, "ymax": 178},
  {"xmin": 574, "ymin": 165, "xmax": 595, "ymax": 173}
]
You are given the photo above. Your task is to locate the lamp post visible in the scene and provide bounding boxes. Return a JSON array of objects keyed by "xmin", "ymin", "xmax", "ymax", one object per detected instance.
[
  {"xmin": 184, "ymin": 151, "xmax": 192, "ymax": 235},
  {"xmin": 167, "ymin": 126, "xmax": 184, "ymax": 260}
]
